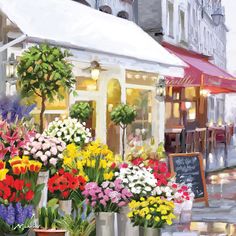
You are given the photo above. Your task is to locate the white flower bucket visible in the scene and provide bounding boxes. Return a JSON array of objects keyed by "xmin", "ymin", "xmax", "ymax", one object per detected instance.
[
  {"xmin": 180, "ymin": 200, "xmax": 193, "ymax": 223},
  {"xmin": 117, "ymin": 206, "xmax": 139, "ymax": 236},
  {"xmin": 59, "ymin": 199, "xmax": 72, "ymax": 216},
  {"xmin": 96, "ymin": 212, "xmax": 115, "ymax": 236},
  {"xmin": 36, "ymin": 170, "xmax": 49, "ymax": 210}
]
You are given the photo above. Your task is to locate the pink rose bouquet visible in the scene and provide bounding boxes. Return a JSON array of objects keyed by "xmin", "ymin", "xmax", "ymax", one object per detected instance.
[
  {"xmin": 25, "ymin": 133, "xmax": 66, "ymax": 170},
  {"xmin": 82, "ymin": 178, "xmax": 133, "ymax": 212},
  {"xmin": 0, "ymin": 120, "xmax": 34, "ymax": 161}
]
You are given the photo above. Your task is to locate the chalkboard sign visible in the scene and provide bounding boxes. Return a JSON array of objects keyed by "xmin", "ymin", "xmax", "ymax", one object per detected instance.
[{"xmin": 168, "ymin": 153, "xmax": 208, "ymax": 206}]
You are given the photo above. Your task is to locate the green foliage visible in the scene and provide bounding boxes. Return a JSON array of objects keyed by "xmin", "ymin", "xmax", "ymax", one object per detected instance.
[
  {"xmin": 17, "ymin": 44, "xmax": 75, "ymax": 132},
  {"xmin": 111, "ymin": 104, "xmax": 137, "ymax": 159},
  {"xmin": 38, "ymin": 206, "xmax": 61, "ymax": 230},
  {"xmin": 111, "ymin": 104, "xmax": 137, "ymax": 128},
  {"xmin": 70, "ymin": 102, "xmax": 92, "ymax": 122},
  {"xmin": 56, "ymin": 214, "xmax": 95, "ymax": 236}
]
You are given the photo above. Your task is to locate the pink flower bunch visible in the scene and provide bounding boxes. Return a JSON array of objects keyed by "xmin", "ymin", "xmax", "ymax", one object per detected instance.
[
  {"xmin": 82, "ymin": 178, "xmax": 133, "ymax": 212},
  {"xmin": 0, "ymin": 120, "xmax": 34, "ymax": 161},
  {"xmin": 169, "ymin": 182, "xmax": 194, "ymax": 203},
  {"xmin": 25, "ymin": 133, "xmax": 66, "ymax": 169}
]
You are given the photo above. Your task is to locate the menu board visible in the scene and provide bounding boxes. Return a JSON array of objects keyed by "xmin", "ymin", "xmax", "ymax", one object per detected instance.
[{"xmin": 168, "ymin": 153, "xmax": 208, "ymax": 206}]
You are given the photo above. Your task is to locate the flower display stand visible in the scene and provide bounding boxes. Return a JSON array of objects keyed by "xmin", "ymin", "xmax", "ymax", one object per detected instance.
[{"xmin": 95, "ymin": 212, "xmax": 115, "ymax": 236}]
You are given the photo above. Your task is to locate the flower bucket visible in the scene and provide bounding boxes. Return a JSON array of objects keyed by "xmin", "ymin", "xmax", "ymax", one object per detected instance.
[
  {"xmin": 59, "ymin": 199, "xmax": 72, "ymax": 216},
  {"xmin": 139, "ymin": 227, "xmax": 161, "ymax": 236},
  {"xmin": 180, "ymin": 200, "xmax": 193, "ymax": 223},
  {"xmin": 117, "ymin": 206, "xmax": 139, "ymax": 236},
  {"xmin": 34, "ymin": 229, "xmax": 66, "ymax": 236},
  {"xmin": 173, "ymin": 202, "xmax": 183, "ymax": 224},
  {"xmin": 95, "ymin": 212, "xmax": 115, "ymax": 236},
  {"xmin": 36, "ymin": 171, "xmax": 49, "ymax": 210}
]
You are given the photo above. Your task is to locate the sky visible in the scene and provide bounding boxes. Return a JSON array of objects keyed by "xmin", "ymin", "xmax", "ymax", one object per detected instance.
[{"xmin": 222, "ymin": 0, "xmax": 236, "ymax": 75}]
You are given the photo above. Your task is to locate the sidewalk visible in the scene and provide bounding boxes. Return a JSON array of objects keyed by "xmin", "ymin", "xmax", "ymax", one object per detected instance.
[{"xmin": 191, "ymin": 168, "xmax": 236, "ymax": 235}]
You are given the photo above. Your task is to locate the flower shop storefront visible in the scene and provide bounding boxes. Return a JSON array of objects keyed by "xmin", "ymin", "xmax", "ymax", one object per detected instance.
[
  {"xmin": 0, "ymin": 1, "xmax": 204, "ymax": 236},
  {"xmin": 0, "ymin": 0, "xmax": 185, "ymax": 155}
]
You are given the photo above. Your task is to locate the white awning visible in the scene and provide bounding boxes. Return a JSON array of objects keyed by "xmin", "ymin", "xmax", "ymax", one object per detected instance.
[{"xmin": 0, "ymin": 0, "xmax": 186, "ymax": 75}]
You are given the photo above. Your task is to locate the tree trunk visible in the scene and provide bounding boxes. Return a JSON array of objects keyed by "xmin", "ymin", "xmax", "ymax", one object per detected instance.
[
  {"xmin": 122, "ymin": 127, "xmax": 125, "ymax": 160},
  {"xmin": 39, "ymin": 96, "xmax": 46, "ymax": 134}
]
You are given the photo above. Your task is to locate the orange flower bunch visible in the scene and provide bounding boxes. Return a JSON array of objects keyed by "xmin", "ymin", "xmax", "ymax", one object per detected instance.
[{"xmin": 9, "ymin": 156, "xmax": 42, "ymax": 175}]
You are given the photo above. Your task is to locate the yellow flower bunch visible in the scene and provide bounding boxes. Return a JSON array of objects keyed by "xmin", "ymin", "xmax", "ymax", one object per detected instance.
[
  {"xmin": 128, "ymin": 196, "xmax": 175, "ymax": 228},
  {"xmin": 9, "ymin": 156, "xmax": 42, "ymax": 175},
  {"xmin": 63, "ymin": 143, "xmax": 80, "ymax": 169},
  {"xmin": 63, "ymin": 140, "xmax": 117, "ymax": 183},
  {"xmin": 0, "ymin": 160, "xmax": 8, "ymax": 181}
]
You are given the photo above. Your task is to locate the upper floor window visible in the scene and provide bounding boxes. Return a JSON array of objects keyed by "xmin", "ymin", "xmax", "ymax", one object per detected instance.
[
  {"xmin": 74, "ymin": 0, "xmax": 90, "ymax": 6},
  {"xmin": 167, "ymin": 1, "xmax": 174, "ymax": 37},
  {"xmin": 179, "ymin": 10, "xmax": 185, "ymax": 42},
  {"xmin": 99, "ymin": 5, "xmax": 112, "ymax": 14},
  {"xmin": 117, "ymin": 11, "xmax": 129, "ymax": 20}
]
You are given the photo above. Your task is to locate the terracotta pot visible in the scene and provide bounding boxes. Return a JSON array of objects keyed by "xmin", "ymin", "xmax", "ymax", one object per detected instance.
[
  {"xmin": 34, "ymin": 229, "xmax": 66, "ymax": 236},
  {"xmin": 4, "ymin": 230, "xmax": 29, "ymax": 236}
]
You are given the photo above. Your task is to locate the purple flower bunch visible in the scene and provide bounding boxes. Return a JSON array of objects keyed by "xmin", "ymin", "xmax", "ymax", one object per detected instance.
[
  {"xmin": 0, "ymin": 203, "xmax": 33, "ymax": 226},
  {"xmin": 82, "ymin": 178, "xmax": 133, "ymax": 212}
]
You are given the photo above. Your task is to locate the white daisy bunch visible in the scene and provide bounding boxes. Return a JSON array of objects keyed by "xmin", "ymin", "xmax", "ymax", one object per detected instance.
[
  {"xmin": 115, "ymin": 163, "xmax": 157, "ymax": 200},
  {"xmin": 25, "ymin": 133, "xmax": 66, "ymax": 169},
  {"xmin": 44, "ymin": 117, "xmax": 92, "ymax": 147}
]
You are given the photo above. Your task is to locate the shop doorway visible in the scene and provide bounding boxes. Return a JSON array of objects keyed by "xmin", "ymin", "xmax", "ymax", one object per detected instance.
[{"xmin": 106, "ymin": 79, "xmax": 121, "ymax": 154}]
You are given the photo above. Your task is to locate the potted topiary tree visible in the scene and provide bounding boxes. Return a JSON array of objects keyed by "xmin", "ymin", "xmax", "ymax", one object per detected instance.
[
  {"xmin": 17, "ymin": 44, "xmax": 75, "ymax": 133},
  {"xmin": 69, "ymin": 102, "xmax": 92, "ymax": 123},
  {"xmin": 111, "ymin": 104, "xmax": 137, "ymax": 160}
]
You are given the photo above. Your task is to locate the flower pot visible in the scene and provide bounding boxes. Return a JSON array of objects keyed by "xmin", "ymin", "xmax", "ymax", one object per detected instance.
[
  {"xmin": 34, "ymin": 229, "xmax": 66, "ymax": 236},
  {"xmin": 139, "ymin": 227, "xmax": 161, "ymax": 236},
  {"xmin": 117, "ymin": 206, "xmax": 139, "ymax": 236},
  {"xmin": 95, "ymin": 212, "xmax": 115, "ymax": 236},
  {"xmin": 173, "ymin": 202, "xmax": 183, "ymax": 224},
  {"xmin": 180, "ymin": 200, "xmax": 193, "ymax": 223},
  {"xmin": 59, "ymin": 199, "xmax": 72, "ymax": 216},
  {"xmin": 36, "ymin": 171, "xmax": 49, "ymax": 210},
  {"xmin": 4, "ymin": 230, "xmax": 29, "ymax": 236}
]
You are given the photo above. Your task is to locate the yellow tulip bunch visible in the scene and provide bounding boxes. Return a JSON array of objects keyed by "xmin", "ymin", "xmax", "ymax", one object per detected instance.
[
  {"xmin": 128, "ymin": 196, "xmax": 175, "ymax": 228},
  {"xmin": 63, "ymin": 141, "xmax": 117, "ymax": 183}
]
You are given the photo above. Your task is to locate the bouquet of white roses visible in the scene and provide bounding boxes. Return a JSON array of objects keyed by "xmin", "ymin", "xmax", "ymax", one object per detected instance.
[
  {"xmin": 115, "ymin": 163, "xmax": 157, "ymax": 200},
  {"xmin": 44, "ymin": 117, "xmax": 92, "ymax": 147},
  {"xmin": 25, "ymin": 133, "xmax": 66, "ymax": 170}
]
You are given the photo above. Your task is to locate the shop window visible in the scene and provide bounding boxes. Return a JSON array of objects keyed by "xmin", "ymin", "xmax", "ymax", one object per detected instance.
[
  {"xmin": 173, "ymin": 103, "xmax": 180, "ymax": 118},
  {"xmin": 99, "ymin": 5, "xmax": 112, "ymax": 14},
  {"xmin": 187, "ymin": 102, "xmax": 196, "ymax": 121},
  {"xmin": 185, "ymin": 87, "xmax": 196, "ymax": 99},
  {"xmin": 117, "ymin": 11, "xmax": 129, "ymax": 20},
  {"xmin": 126, "ymin": 70, "xmax": 156, "ymax": 86},
  {"xmin": 165, "ymin": 102, "xmax": 172, "ymax": 120},
  {"xmin": 76, "ymin": 76, "xmax": 97, "ymax": 91},
  {"xmin": 126, "ymin": 89, "xmax": 152, "ymax": 142},
  {"xmin": 167, "ymin": 1, "xmax": 174, "ymax": 37}
]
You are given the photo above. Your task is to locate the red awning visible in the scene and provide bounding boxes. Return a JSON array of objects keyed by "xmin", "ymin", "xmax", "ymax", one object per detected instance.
[{"xmin": 163, "ymin": 42, "xmax": 236, "ymax": 94}]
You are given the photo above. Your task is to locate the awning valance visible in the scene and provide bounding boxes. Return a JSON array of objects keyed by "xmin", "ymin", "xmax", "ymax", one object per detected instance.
[
  {"xmin": 0, "ymin": 0, "xmax": 186, "ymax": 76},
  {"xmin": 163, "ymin": 42, "xmax": 236, "ymax": 94}
]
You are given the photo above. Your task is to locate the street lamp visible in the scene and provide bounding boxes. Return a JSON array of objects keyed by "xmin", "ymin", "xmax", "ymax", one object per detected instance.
[
  {"xmin": 156, "ymin": 75, "xmax": 166, "ymax": 100},
  {"xmin": 6, "ymin": 53, "xmax": 17, "ymax": 79},
  {"xmin": 201, "ymin": 0, "xmax": 224, "ymax": 26}
]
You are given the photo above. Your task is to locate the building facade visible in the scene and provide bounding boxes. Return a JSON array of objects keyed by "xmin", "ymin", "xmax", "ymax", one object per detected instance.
[{"xmin": 135, "ymin": 0, "xmax": 228, "ymax": 126}]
